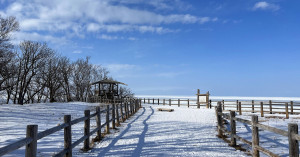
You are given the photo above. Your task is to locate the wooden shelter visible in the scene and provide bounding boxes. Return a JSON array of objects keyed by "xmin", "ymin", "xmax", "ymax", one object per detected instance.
[{"xmin": 90, "ymin": 78, "xmax": 127, "ymax": 100}]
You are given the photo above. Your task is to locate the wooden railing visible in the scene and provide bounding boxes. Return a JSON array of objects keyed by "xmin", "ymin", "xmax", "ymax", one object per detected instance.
[
  {"xmin": 141, "ymin": 98, "xmax": 211, "ymax": 108},
  {"xmin": 0, "ymin": 99, "xmax": 142, "ymax": 157},
  {"xmin": 215, "ymin": 102, "xmax": 300, "ymax": 157},
  {"xmin": 213, "ymin": 100, "xmax": 300, "ymax": 119},
  {"xmin": 142, "ymin": 98, "xmax": 300, "ymax": 118},
  {"xmin": 88, "ymin": 96, "xmax": 133, "ymax": 104}
]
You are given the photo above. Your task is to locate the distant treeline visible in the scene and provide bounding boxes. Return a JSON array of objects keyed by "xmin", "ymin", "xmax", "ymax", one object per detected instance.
[{"xmin": 0, "ymin": 15, "xmax": 133, "ymax": 105}]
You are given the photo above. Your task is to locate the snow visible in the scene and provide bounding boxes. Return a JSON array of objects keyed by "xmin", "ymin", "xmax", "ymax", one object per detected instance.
[
  {"xmin": 1, "ymin": 97, "xmax": 299, "ymax": 156},
  {"xmin": 82, "ymin": 104, "xmax": 246, "ymax": 156},
  {"xmin": 0, "ymin": 102, "xmax": 102, "ymax": 156}
]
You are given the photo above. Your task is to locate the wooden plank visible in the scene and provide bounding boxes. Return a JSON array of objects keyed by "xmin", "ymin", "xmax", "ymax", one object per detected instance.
[
  {"xmin": 233, "ymin": 134, "xmax": 252, "ymax": 146},
  {"xmin": 0, "ymin": 137, "xmax": 33, "ymax": 156},
  {"xmin": 255, "ymin": 145, "xmax": 280, "ymax": 157},
  {"xmin": 157, "ymin": 108, "xmax": 174, "ymax": 112},
  {"xmin": 234, "ymin": 117, "xmax": 251, "ymax": 125},
  {"xmin": 37, "ymin": 123, "xmax": 69, "ymax": 140},
  {"xmin": 71, "ymin": 135, "xmax": 88, "ymax": 149},
  {"xmin": 70, "ymin": 117, "xmax": 88, "ymax": 126},
  {"xmin": 256, "ymin": 123, "xmax": 288, "ymax": 137}
]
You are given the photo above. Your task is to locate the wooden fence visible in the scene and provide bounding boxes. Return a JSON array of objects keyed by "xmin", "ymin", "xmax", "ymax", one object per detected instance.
[
  {"xmin": 215, "ymin": 102, "xmax": 300, "ymax": 157},
  {"xmin": 142, "ymin": 98, "xmax": 300, "ymax": 118},
  {"xmin": 214, "ymin": 100, "xmax": 300, "ymax": 119},
  {"xmin": 0, "ymin": 99, "xmax": 142, "ymax": 157},
  {"xmin": 141, "ymin": 98, "xmax": 211, "ymax": 108}
]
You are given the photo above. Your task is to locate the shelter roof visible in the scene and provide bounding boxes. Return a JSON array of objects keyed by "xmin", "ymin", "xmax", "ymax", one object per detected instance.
[{"xmin": 91, "ymin": 78, "xmax": 127, "ymax": 85}]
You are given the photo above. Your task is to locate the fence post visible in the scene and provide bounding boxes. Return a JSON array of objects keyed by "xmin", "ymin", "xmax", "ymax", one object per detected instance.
[
  {"xmin": 188, "ymin": 99, "xmax": 190, "ymax": 108},
  {"xmin": 83, "ymin": 110, "xmax": 90, "ymax": 151},
  {"xmin": 252, "ymin": 115, "xmax": 259, "ymax": 157},
  {"xmin": 209, "ymin": 100, "xmax": 212, "ymax": 109},
  {"xmin": 285, "ymin": 103, "xmax": 289, "ymax": 119},
  {"xmin": 178, "ymin": 99, "xmax": 180, "ymax": 107},
  {"xmin": 153, "ymin": 98, "xmax": 154, "ymax": 104},
  {"xmin": 239, "ymin": 102, "xmax": 242, "ymax": 115},
  {"xmin": 148, "ymin": 98, "xmax": 149, "ymax": 104},
  {"xmin": 269, "ymin": 100, "xmax": 272, "ymax": 114},
  {"xmin": 222, "ymin": 100, "xmax": 225, "ymax": 110},
  {"xmin": 216, "ymin": 102, "xmax": 223, "ymax": 137},
  {"xmin": 236, "ymin": 100, "xmax": 239, "ymax": 111},
  {"xmin": 169, "ymin": 99, "xmax": 171, "ymax": 106},
  {"xmin": 106, "ymin": 105, "xmax": 110, "ymax": 134},
  {"xmin": 288, "ymin": 123, "xmax": 299, "ymax": 157},
  {"xmin": 260, "ymin": 102, "xmax": 264, "ymax": 117},
  {"xmin": 158, "ymin": 99, "xmax": 159, "ymax": 105},
  {"xmin": 230, "ymin": 111, "xmax": 236, "ymax": 147},
  {"xmin": 206, "ymin": 91, "xmax": 210, "ymax": 108},
  {"xmin": 112, "ymin": 104, "xmax": 116, "ymax": 129},
  {"xmin": 252, "ymin": 100, "xmax": 255, "ymax": 113},
  {"xmin": 163, "ymin": 99, "xmax": 165, "ymax": 105},
  {"xmin": 144, "ymin": 98, "xmax": 145, "ymax": 103},
  {"xmin": 64, "ymin": 115, "xmax": 72, "ymax": 157},
  {"xmin": 120, "ymin": 103, "xmax": 124, "ymax": 122},
  {"xmin": 197, "ymin": 89, "xmax": 200, "ymax": 108},
  {"xmin": 126, "ymin": 102, "xmax": 129, "ymax": 118},
  {"xmin": 25, "ymin": 125, "xmax": 38, "ymax": 157},
  {"xmin": 291, "ymin": 101, "xmax": 294, "ymax": 115},
  {"xmin": 95, "ymin": 107, "xmax": 101, "ymax": 141},
  {"xmin": 116, "ymin": 104, "xmax": 120, "ymax": 126}
]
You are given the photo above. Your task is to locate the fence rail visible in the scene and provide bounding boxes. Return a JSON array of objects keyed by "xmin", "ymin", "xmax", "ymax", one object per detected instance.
[
  {"xmin": 0, "ymin": 99, "xmax": 142, "ymax": 157},
  {"xmin": 142, "ymin": 98, "xmax": 300, "ymax": 118},
  {"xmin": 215, "ymin": 102, "xmax": 300, "ymax": 157}
]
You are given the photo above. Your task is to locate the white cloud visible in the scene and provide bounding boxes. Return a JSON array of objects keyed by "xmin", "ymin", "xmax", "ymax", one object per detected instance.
[
  {"xmin": 98, "ymin": 34, "xmax": 137, "ymax": 41},
  {"xmin": 105, "ymin": 64, "xmax": 138, "ymax": 72},
  {"xmin": 3, "ymin": 0, "xmax": 216, "ymax": 33},
  {"xmin": 12, "ymin": 32, "xmax": 68, "ymax": 45},
  {"xmin": 72, "ymin": 50, "xmax": 82, "ymax": 54},
  {"xmin": 253, "ymin": 1, "xmax": 280, "ymax": 11}
]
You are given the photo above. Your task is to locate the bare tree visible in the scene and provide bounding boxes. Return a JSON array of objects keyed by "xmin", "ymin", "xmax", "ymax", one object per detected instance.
[
  {"xmin": 12, "ymin": 41, "xmax": 50, "ymax": 105},
  {"xmin": 0, "ymin": 15, "xmax": 19, "ymax": 91},
  {"xmin": 72, "ymin": 57, "xmax": 93, "ymax": 101},
  {"xmin": 58, "ymin": 56, "xmax": 73, "ymax": 102},
  {"xmin": 119, "ymin": 86, "xmax": 134, "ymax": 99}
]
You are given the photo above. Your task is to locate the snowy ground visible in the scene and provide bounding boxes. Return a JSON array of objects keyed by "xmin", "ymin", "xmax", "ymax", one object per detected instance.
[
  {"xmin": 83, "ymin": 104, "xmax": 246, "ymax": 157},
  {"xmin": 1, "ymin": 99, "xmax": 299, "ymax": 156},
  {"xmin": 0, "ymin": 102, "xmax": 103, "ymax": 156}
]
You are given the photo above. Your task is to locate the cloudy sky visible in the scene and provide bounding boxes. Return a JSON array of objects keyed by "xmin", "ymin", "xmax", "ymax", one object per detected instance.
[{"xmin": 1, "ymin": 0, "xmax": 300, "ymax": 97}]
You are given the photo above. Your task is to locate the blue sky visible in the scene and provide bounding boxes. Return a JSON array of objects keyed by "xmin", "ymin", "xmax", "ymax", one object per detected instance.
[{"xmin": 1, "ymin": 0, "xmax": 300, "ymax": 97}]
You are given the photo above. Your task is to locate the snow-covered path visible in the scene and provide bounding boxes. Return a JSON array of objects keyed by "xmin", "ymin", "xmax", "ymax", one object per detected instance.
[{"xmin": 83, "ymin": 104, "xmax": 246, "ymax": 157}]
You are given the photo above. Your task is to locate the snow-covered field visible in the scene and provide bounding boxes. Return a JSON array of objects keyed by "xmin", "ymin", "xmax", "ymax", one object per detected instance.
[
  {"xmin": 83, "ymin": 104, "xmax": 246, "ymax": 156},
  {"xmin": 0, "ymin": 102, "xmax": 103, "ymax": 156},
  {"xmin": 0, "ymin": 96, "xmax": 300, "ymax": 156}
]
